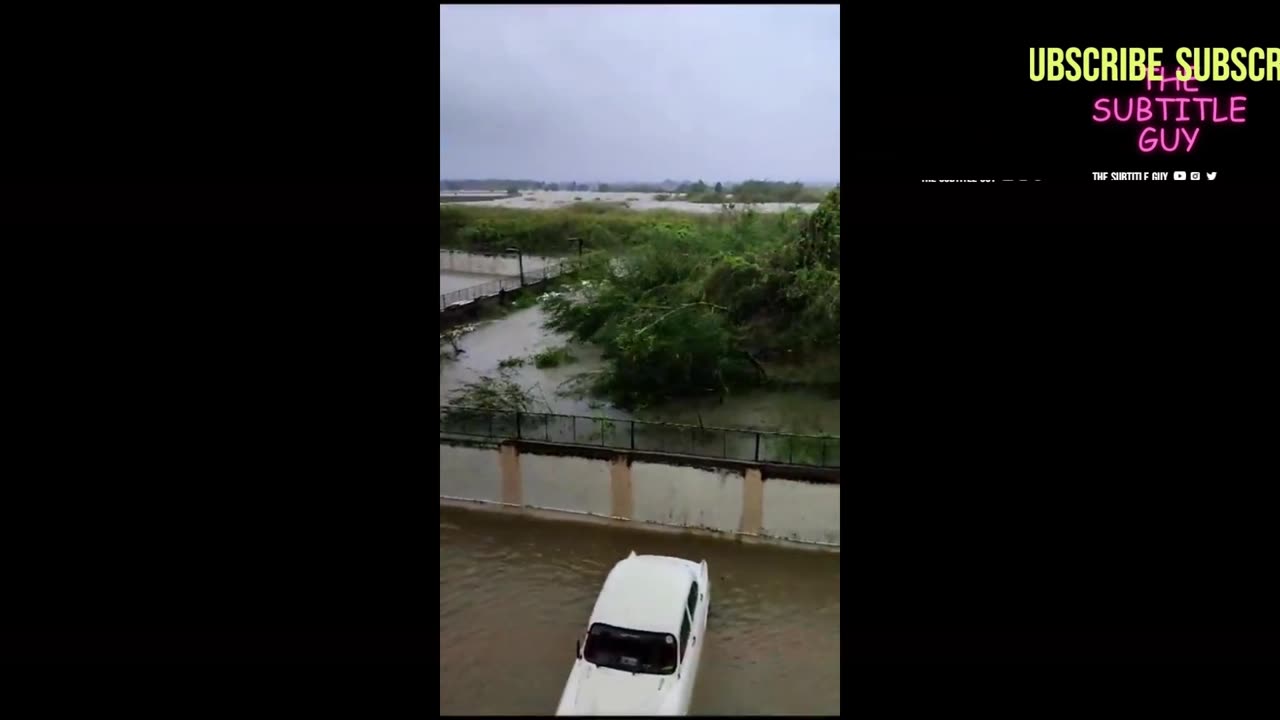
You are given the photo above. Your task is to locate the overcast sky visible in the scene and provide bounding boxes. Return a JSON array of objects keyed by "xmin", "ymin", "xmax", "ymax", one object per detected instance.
[{"xmin": 440, "ymin": 5, "xmax": 840, "ymax": 183}]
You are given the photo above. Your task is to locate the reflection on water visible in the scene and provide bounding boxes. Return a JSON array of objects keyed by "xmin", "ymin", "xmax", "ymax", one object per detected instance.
[{"xmin": 439, "ymin": 505, "xmax": 840, "ymax": 715}]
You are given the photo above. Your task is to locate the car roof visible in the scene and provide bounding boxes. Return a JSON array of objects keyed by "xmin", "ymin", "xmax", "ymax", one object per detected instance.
[{"xmin": 589, "ymin": 554, "xmax": 698, "ymax": 635}]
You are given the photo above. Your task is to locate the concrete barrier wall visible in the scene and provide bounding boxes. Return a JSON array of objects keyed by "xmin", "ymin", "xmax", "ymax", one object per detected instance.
[
  {"xmin": 440, "ymin": 250, "xmax": 554, "ymax": 277},
  {"xmin": 631, "ymin": 461, "xmax": 744, "ymax": 535},
  {"xmin": 521, "ymin": 452, "xmax": 613, "ymax": 517},
  {"xmin": 440, "ymin": 442, "xmax": 503, "ymax": 503},
  {"xmin": 439, "ymin": 438, "xmax": 840, "ymax": 547},
  {"xmin": 762, "ymin": 479, "xmax": 841, "ymax": 546}
]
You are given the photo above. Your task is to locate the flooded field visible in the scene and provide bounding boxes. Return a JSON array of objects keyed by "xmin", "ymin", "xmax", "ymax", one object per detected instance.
[
  {"xmin": 439, "ymin": 303, "xmax": 840, "ymax": 436},
  {"xmin": 440, "ymin": 189, "xmax": 819, "ymax": 215},
  {"xmin": 439, "ymin": 504, "xmax": 840, "ymax": 715}
]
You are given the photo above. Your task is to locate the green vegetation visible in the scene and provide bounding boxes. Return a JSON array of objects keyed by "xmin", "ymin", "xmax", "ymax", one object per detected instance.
[
  {"xmin": 498, "ymin": 356, "xmax": 527, "ymax": 369},
  {"xmin": 445, "ymin": 370, "xmax": 534, "ymax": 411},
  {"xmin": 540, "ymin": 187, "xmax": 840, "ymax": 408},
  {"xmin": 439, "ymin": 186, "xmax": 840, "ymax": 411},
  {"xmin": 532, "ymin": 345, "xmax": 577, "ymax": 369},
  {"xmin": 509, "ymin": 291, "xmax": 541, "ymax": 309},
  {"xmin": 441, "ymin": 201, "xmax": 719, "ymax": 255}
]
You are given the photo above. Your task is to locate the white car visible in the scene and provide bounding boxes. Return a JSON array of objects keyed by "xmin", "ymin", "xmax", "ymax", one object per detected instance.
[{"xmin": 556, "ymin": 551, "xmax": 711, "ymax": 716}]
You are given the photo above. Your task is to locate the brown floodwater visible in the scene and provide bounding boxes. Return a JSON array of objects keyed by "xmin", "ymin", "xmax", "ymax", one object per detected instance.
[{"xmin": 439, "ymin": 504, "xmax": 841, "ymax": 715}]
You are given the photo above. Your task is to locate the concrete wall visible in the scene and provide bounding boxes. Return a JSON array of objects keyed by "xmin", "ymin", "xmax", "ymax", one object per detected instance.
[
  {"xmin": 631, "ymin": 461, "xmax": 744, "ymax": 534},
  {"xmin": 439, "ymin": 438, "xmax": 840, "ymax": 547},
  {"xmin": 761, "ymin": 478, "xmax": 841, "ymax": 546},
  {"xmin": 439, "ymin": 442, "xmax": 504, "ymax": 504},
  {"xmin": 440, "ymin": 250, "xmax": 554, "ymax": 277},
  {"xmin": 521, "ymin": 452, "xmax": 613, "ymax": 517}
]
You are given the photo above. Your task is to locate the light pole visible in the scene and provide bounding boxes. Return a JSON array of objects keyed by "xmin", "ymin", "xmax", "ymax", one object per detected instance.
[{"xmin": 507, "ymin": 246, "xmax": 524, "ymax": 286}]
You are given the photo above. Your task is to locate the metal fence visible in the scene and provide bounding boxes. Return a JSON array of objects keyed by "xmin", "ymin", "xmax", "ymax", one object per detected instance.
[
  {"xmin": 439, "ymin": 258, "xmax": 575, "ymax": 311},
  {"xmin": 440, "ymin": 405, "xmax": 840, "ymax": 469}
]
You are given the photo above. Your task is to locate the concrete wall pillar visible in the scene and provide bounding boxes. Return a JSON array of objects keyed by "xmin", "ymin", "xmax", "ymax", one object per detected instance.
[
  {"xmin": 499, "ymin": 443, "xmax": 522, "ymax": 506},
  {"xmin": 609, "ymin": 455, "xmax": 632, "ymax": 519},
  {"xmin": 739, "ymin": 467, "xmax": 764, "ymax": 535}
]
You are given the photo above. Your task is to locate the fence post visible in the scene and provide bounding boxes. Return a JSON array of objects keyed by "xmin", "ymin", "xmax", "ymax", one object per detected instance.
[
  {"xmin": 572, "ymin": 415, "xmax": 576, "ymax": 443},
  {"xmin": 722, "ymin": 431, "xmax": 727, "ymax": 458},
  {"xmin": 754, "ymin": 433, "xmax": 760, "ymax": 462},
  {"xmin": 516, "ymin": 411, "xmax": 522, "ymax": 439},
  {"xmin": 631, "ymin": 420, "xmax": 636, "ymax": 449},
  {"xmin": 489, "ymin": 412, "xmax": 494, "ymax": 438},
  {"xmin": 690, "ymin": 427, "xmax": 695, "ymax": 454},
  {"xmin": 820, "ymin": 439, "xmax": 826, "ymax": 467},
  {"xmin": 789, "ymin": 437, "xmax": 794, "ymax": 465}
]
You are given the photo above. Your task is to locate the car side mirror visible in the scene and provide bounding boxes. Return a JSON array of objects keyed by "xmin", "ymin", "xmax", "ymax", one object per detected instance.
[{"xmin": 576, "ymin": 638, "xmax": 582, "ymax": 659}]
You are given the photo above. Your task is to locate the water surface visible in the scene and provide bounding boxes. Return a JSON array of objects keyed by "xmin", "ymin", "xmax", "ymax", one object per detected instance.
[{"xmin": 439, "ymin": 505, "xmax": 840, "ymax": 715}]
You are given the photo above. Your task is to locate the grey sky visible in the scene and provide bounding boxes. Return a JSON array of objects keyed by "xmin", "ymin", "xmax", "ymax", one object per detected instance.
[{"xmin": 440, "ymin": 4, "xmax": 840, "ymax": 183}]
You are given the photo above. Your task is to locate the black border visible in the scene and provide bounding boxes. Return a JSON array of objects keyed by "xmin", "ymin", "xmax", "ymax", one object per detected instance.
[
  {"xmin": 2, "ymin": 8, "xmax": 436, "ymax": 665},
  {"xmin": 849, "ymin": 7, "xmax": 1280, "ymax": 663}
]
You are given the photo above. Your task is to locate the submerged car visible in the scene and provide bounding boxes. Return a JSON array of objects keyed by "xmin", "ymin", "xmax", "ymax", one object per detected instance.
[{"xmin": 556, "ymin": 551, "xmax": 711, "ymax": 716}]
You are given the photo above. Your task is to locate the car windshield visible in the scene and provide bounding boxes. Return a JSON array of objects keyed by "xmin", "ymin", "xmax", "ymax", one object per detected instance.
[{"xmin": 583, "ymin": 622, "xmax": 678, "ymax": 675}]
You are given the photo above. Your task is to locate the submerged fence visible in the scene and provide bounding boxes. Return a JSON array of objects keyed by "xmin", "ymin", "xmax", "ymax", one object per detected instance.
[
  {"xmin": 440, "ymin": 405, "xmax": 840, "ymax": 469},
  {"xmin": 440, "ymin": 258, "xmax": 576, "ymax": 311}
]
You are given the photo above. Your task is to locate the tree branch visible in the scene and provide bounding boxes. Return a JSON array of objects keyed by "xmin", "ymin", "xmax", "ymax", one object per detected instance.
[{"xmin": 634, "ymin": 302, "xmax": 728, "ymax": 336}]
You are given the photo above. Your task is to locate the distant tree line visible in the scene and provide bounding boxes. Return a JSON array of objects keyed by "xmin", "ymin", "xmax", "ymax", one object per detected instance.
[
  {"xmin": 441, "ymin": 179, "xmax": 546, "ymax": 191},
  {"xmin": 677, "ymin": 179, "xmax": 826, "ymax": 204}
]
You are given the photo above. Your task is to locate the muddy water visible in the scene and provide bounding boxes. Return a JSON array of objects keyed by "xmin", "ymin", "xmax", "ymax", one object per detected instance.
[
  {"xmin": 439, "ymin": 505, "xmax": 840, "ymax": 715},
  {"xmin": 439, "ymin": 302, "xmax": 840, "ymax": 436},
  {"xmin": 439, "ymin": 304, "xmax": 618, "ymax": 418}
]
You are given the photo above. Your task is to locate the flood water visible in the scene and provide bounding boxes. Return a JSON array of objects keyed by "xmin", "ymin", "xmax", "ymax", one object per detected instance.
[
  {"xmin": 439, "ymin": 302, "xmax": 840, "ymax": 436},
  {"xmin": 439, "ymin": 504, "xmax": 841, "ymax": 715},
  {"xmin": 440, "ymin": 189, "xmax": 820, "ymax": 215},
  {"xmin": 442, "ymin": 270, "xmax": 507, "ymax": 294}
]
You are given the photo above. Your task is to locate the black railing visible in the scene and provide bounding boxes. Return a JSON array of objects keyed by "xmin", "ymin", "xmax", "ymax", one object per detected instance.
[
  {"xmin": 439, "ymin": 258, "xmax": 575, "ymax": 311},
  {"xmin": 440, "ymin": 405, "xmax": 840, "ymax": 469},
  {"xmin": 440, "ymin": 276, "xmax": 523, "ymax": 310}
]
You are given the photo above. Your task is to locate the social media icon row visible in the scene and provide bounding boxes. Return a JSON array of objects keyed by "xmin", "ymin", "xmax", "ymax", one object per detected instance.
[{"xmin": 1173, "ymin": 171, "xmax": 1217, "ymax": 180}]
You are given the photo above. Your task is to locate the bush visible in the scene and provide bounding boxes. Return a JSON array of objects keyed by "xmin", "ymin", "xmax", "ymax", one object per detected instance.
[
  {"xmin": 440, "ymin": 203, "xmax": 710, "ymax": 255},
  {"xmin": 533, "ymin": 346, "xmax": 577, "ymax": 368},
  {"xmin": 540, "ymin": 187, "xmax": 841, "ymax": 407}
]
